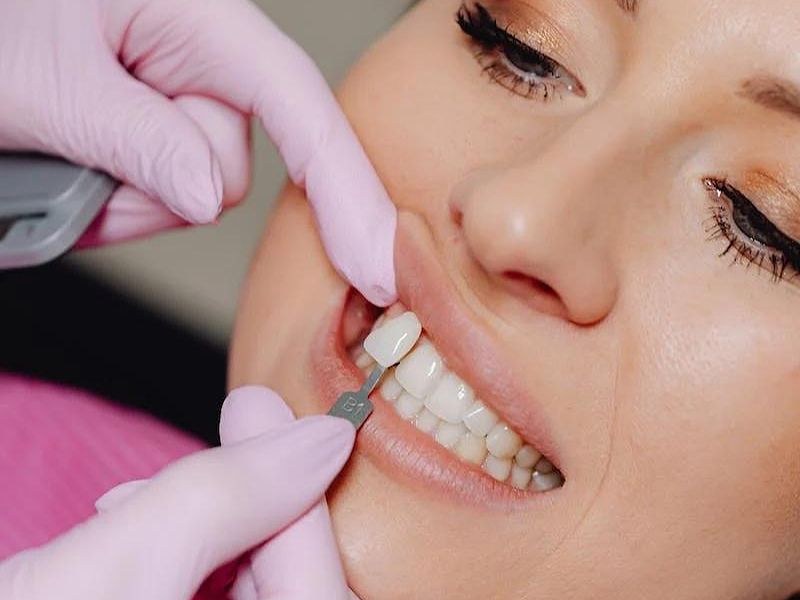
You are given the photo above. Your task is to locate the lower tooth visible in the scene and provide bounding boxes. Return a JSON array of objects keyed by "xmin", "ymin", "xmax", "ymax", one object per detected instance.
[
  {"xmin": 415, "ymin": 409, "xmax": 441, "ymax": 434},
  {"xmin": 379, "ymin": 372, "xmax": 403, "ymax": 402},
  {"xmin": 510, "ymin": 464, "xmax": 533, "ymax": 490},
  {"xmin": 435, "ymin": 421, "xmax": 467, "ymax": 449},
  {"xmin": 396, "ymin": 392, "xmax": 424, "ymax": 420},
  {"xmin": 486, "ymin": 423, "xmax": 523, "ymax": 459},
  {"xmin": 531, "ymin": 471, "xmax": 563, "ymax": 492},
  {"xmin": 483, "ymin": 455, "xmax": 513, "ymax": 482},
  {"xmin": 534, "ymin": 458, "xmax": 555, "ymax": 475},
  {"xmin": 454, "ymin": 432, "xmax": 488, "ymax": 465}
]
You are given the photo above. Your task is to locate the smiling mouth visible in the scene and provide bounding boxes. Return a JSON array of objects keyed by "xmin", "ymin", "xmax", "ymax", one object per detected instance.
[{"xmin": 345, "ymin": 299, "xmax": 564, "ymax": 493}]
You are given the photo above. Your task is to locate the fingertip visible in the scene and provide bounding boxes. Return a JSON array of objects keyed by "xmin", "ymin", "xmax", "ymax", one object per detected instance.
[
  {"xmin": 220, "ymin": 386, "xmax": 295, "ymax": 444},
  {"xmin": 155, "ymin": 141, "xmax": 223, "ymax": 224},
  {"xmin": 311, "ymin": 415, "xmax": 357, "ymax": 458},
  {"xmin": 364, "ymin": 280, "xmax": 398, "ymax": 308},
  {"xmin": 94, "ymin": 479, "xmax": 148, "ymax": 513}
]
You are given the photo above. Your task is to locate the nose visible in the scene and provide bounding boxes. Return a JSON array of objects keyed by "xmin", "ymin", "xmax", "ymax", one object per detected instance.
[{"xmin": 450, "ymin": 125, "xmax": 629, "ymax": 326}]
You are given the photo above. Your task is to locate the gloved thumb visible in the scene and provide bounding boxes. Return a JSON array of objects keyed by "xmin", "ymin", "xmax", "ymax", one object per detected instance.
[
  {"xmin": 13, "ymin": 62, "xmax": 225, "ymax": 225},
  {"xmin": 1, "ymin": 414, "xmax": 355, "ymax": 600},
  {"xmin": 85, "ymin": 71, "xmax": 224, "ymax": 223}
]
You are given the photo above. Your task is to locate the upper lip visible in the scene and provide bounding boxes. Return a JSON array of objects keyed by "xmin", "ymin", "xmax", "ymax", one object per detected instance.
[
  {"xmin": 392, "ymin": 211, "xmax": 561, "ymax": 469},
  {"xmin": 311, "ymin": 210, "xmax": 562, "ymax": 505}
]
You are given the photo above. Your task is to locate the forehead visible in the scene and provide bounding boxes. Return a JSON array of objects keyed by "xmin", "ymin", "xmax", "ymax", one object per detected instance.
[{"xmin": 613, "ymin": 0, "xmax": 800, "ymax": 78}]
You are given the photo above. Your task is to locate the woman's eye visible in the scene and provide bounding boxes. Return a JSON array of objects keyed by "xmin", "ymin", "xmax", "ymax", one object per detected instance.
[
  {"xmin": 456, "ymin": 2, "xmax": 585, "ymax": 101},
  {"xmin": 704, "ymin": 178, "xmax": 800, "ymax": 282}
]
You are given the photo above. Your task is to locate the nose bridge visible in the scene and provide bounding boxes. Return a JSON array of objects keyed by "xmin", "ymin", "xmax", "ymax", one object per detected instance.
[{"xmin": 452, "ymin": 106, "xmax": 643, "ymax": 325}]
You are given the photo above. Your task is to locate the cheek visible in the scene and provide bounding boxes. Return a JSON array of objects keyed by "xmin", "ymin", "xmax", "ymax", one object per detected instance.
[
  {"xmin": 614, "ymin": 261, "xmax": 800, "ymax": 561},
  {"xmin": 229, "ymin": 187, "xmax": 346, "ymax": 396}
]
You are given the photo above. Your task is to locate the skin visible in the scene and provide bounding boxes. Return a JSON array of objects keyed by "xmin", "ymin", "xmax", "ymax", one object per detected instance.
[{"xmin": 230, "ymin": 1, "xmax": 800, "ymax": 598}]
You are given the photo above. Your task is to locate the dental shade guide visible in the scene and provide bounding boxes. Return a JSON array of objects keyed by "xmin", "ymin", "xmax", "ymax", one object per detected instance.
[
  {"xmin": 328, "ymin": 365, "xmax": 386, "ymax": 430},
  {"xmin": 328, "ymin": 311, "xmax": 423, "ymax": 430}
]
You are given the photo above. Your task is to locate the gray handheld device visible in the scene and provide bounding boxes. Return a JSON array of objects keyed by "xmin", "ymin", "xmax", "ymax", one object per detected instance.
[{"xmin": 0, "ymin": 152, "xmax": 117, "ymax": 270}]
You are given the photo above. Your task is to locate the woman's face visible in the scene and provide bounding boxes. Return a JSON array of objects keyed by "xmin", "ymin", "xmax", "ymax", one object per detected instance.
[{"xmin": 230, "ymin": 1, "xmax": 800, "ymax": 597}]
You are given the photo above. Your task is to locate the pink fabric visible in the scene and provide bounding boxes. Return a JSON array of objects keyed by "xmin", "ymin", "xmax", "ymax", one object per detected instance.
[{"xmin": 0, "ymin": 372, "xmax": 205, "ymax": 560}]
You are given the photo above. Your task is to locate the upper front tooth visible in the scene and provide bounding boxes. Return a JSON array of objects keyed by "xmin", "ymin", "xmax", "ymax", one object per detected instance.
[
  {"xmin": 462, "ymin": 400, "xmax": 499, "ymax": 436},
  {"xmin": 425, "ymin": 373, "xmax": 475, "ymax": 424},
  {"xmin": 395, "ymin": 343, "xmax": 444, "ymax": 399},
  {"xmin": 364, "ymin": 311, "xmax": 422, "ymax": 368},
  {"xmin": 454, "ymin": 432, "xmax": 488, "ymax": 465},
  {"xmin": 486, "ymin": 423, "xmax": 523, "ymax": 459}
]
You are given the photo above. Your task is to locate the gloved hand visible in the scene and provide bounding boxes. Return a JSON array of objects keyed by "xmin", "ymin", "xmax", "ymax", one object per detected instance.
[
  {"xmin": 0, "ymin": 0, "xmax": 396, "ymax": 306},
  {"xmin": 0, "ymin": 387, "xmax": 358, "ymax": 600}
]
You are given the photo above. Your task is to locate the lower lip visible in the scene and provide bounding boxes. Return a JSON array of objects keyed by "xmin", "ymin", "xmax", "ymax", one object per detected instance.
[{"xmin": 310, "ymin": 290, "xmax": 563, "ymax": 509}]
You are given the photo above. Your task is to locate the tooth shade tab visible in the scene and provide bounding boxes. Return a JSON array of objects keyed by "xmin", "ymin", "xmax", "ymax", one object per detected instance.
[
  {"xmin": 364, "ymin": 311, "xmax": 422, "ymax": 368},
  {"xmin": 395, "ymin": 343, "xmax": 444, "ymax": 399}
]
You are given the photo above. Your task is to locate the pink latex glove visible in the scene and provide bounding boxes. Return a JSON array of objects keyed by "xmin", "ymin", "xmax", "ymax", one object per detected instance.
[
  {"xmin": 0, "ymin": 0, "xmax": 396, "ymax": 306},
  {"xmin": 0, "ymin": 387, "xmax": 357, "ymax": 600}
]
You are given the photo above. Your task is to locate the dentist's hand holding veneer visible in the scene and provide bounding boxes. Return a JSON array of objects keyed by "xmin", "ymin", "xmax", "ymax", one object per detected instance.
[{"xmin": 0, "ymin": 0, "xmax": 396, "ymax": 597}]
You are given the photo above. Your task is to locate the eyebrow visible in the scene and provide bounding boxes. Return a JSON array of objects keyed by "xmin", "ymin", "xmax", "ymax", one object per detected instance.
[
  {"xmin": 740, "ymin": 77, "xmax": 800, "ymax": 121},
  {"xmin": 615, "ymin": 0, "xmax": 639, "ymax": 15}
]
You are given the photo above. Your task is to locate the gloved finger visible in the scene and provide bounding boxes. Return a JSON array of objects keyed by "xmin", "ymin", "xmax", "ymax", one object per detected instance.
[
  {"xmin": 251, "ymin": 499, "xmax": 351, "ymax": 600},
  {"xmin": 13, "ymin": 416, "xmax": 355, "ymax": 600},
  {"xmin": 78, "ymin": 94, "xmax": 250, "ymax": 246},
  {"xmin": 110, "ymin": 0, "xmax": 397, "ymax": 306},
  {"xmin": 94, "ymin": 479, "xmax": 148, "ymax": 513},
  {"xmin": 96, "ymin": 388, "xmax": 294, "ymax": 523},
  {"xmin": 77, "ymin": 186, "xmax": 186, "ymax": 247},
  {"xmin": 221, "ymin": 387, "xmax": 352, "ymax": 600},
  {"xmin": 174, "ymin": 95, "xmax": 252, "ymax": 209},
  {"xmin": 231, "ymin": 563, "xmax": 258, "ymax": 600},
  {"xmin": 54, "ymin": 63, "xmax": 225, "ymax": 225},
  {"xmin": 219, "ymin": 386, "xmax": 295, "ymax": 445}
]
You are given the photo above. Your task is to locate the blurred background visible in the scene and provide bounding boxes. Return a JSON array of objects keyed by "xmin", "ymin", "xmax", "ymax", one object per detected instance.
[{"xmin": 0, "ymin": 0, "xmax": 410, "ymax": 443}]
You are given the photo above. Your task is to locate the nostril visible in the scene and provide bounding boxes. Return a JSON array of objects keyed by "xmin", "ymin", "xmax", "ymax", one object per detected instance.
[
  {"xmin": 502, "ymin": 271, "xmax": 567, "ymax": 319},
  {"xmin": 504, "ymin": 271, "xmax": 558, "ymax": 299}
]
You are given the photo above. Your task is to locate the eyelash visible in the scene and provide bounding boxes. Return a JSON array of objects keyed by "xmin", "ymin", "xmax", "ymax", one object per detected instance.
[
  {"xmin": 456, "ymin": 4, "xmax": 799, "ymax": 285},
  {"xmin": 704, "ymin": 178, "xmax": 800, "ymax": 283},
  {"xmin": 456, "ymin": 2, "xmax": 584, "ymax": 102}
]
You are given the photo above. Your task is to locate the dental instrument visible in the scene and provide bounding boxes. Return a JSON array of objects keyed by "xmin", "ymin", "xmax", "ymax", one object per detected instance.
[
  {"xmin": 328, "ymin": 364, "xmax": 386, "ymax": 429},
  {"xmin": 329, "ymin": 311, "xmax": 422, "ymax": 429},
  {"xmin": 0, "ymin": 152, "xmax": 116, "ymax": 270}
]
